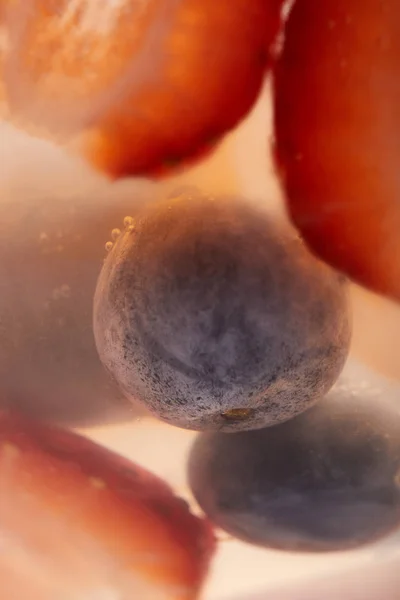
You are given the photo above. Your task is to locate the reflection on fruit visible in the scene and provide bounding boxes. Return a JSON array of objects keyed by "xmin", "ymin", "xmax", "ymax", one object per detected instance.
[
  {"xmin": 188, "ymin": 381, "xmax": 400, "ymax": 552},
  {"xmin": 93, "ymin": 189, "xmax": 351, "ymax": 432},
  {"xmin": 274, "ymin": 0, "xmax": 400, "ymax": 301},
  {"xmin": 3, "ymin": 0, "xmax": 283, "ymax": 178},
  {"xmin": 0, "ymin": 410, "xmax": 215, "ymax": 599}
]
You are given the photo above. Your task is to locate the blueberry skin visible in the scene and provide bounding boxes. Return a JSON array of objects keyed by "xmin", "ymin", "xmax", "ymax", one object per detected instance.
[
  {"xmin": 188, "ymin": 385, "xmax": 400, "ymax": 552},
  {"xmin": 93, "ymin": 191, "xmax": 351, "ymax": 432}
]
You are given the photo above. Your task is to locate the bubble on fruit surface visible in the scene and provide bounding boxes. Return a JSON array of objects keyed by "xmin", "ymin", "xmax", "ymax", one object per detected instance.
[
  {"xmin": 94, "ymin": 192, "xmax": 351, "ymax": 433},
  {"xmin": 105, "ymin": 241, "xmax": 113, "ymax": 252},
  {"xmin": 111, "ymin": 228, "xmax": 121, "ymax": 241},
  {"xmin": 123, "ymin": 216, "xmax": 134, "ymax": 228}
]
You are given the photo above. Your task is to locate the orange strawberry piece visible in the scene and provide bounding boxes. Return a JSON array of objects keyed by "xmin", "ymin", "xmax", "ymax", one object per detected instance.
[
  {"xmin": 0, "ymin": 410, "xmax": 215, "ymax": 599},
  {"xmin": 274, "ymin": 0, "xmax": 400, "ymax": 300},
  {"xmin": 3, "ymin": 0, "xmax": 283, "ymax": 178}
]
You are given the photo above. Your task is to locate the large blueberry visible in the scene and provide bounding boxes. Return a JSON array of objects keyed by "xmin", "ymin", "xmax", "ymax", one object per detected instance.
[
  {"xmin": 188, "ymin": 380, "xmax": 400, "ymax": 551},
  {"xmin": 93, "ymin": 190, "xmax": 351, "ymax": 431}
]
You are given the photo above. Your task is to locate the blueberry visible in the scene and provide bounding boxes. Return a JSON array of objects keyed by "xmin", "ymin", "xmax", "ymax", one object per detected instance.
[
  {"xmin": 93, "ymin": 190, "xmax": 351, "ymax": 432},
  {"xmin": 188, "ymin": 381, "xmax": 400, "ymax": 551}
]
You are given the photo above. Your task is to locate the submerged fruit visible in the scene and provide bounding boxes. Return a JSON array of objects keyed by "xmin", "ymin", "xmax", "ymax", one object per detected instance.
[
  {"xmin": 274, "ymin": 0, "xmax": 400, "ymax": 300},
  {"xmin": 93, "ymin": 189, "xmax": 351, "ymax": 432},
  {"xmin": 0, "ymin": 183, "xmax": 154, "ymax": 426},
  {"xmin": 3, "ymin": 0, "xmax": 283, "ymax": 178},
  {"xmin": 188, "ymin": 377, "xmax": 400, "ymax": 552},
  {"xmin": 0, "ymin": 410, "xmax": 215, "ymax": 599}
]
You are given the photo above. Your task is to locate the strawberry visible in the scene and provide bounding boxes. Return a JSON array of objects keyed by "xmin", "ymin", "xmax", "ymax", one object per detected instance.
[
  {"xmin": 0, "ymin": 410, "xmax": 215, "ymax": 599},
  {"xmin": 274, "ymin": 0, "xmax": 400, "ymax": 300},
  {"xmin": 4, "ymin": 0, "xmax": 283, "ymax": 178}
]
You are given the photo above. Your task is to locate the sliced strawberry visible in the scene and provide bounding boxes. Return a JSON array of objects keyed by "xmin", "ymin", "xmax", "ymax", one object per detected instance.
[
  {"xmin": 0, "ymin": 410, "xmax": 215, "ymax": 599},
  {"xmin": 274, "ymin": 0, "xmax": 400, "ymax": 300},
  {"xmin": 4, "ymin": 0, "xmax": 283, "ymax": 178}
]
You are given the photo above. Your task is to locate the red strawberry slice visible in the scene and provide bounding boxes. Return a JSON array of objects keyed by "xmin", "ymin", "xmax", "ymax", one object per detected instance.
[
  {"xmin": 3, "ymin": 0, "xmax": 283, "ymax": 178},
  {"xmin": 0, "ymin": 410, "xmax": 215, "ymax": 599},
  {"xmin": 274, "ymin": 0, "xmax": 400, "ymax": 300}
]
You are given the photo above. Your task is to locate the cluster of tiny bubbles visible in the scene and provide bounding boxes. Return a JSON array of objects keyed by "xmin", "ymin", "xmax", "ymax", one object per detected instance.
[
  {"xmin": 123, "ymin": 215, "xmax": 134, "ymax": 227},
  {"xmin": 123, "ymin": 215, "xmax": 136, "ymax": 232},
  {"xmin": 104, "ymin": 217, "xmax": 136, "ymax": 255}
]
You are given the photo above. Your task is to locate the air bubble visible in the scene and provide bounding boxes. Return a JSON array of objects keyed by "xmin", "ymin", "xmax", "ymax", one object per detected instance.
[
  {"xmin": 111, "ymin": 228, "xmax": 121, "ymax": 241},
  {"xmin": 105, "ymin": 241, "xmax": 113, "ymax": 252},
  {"xmin": 123, "ymin": 216, "xmax": 134, "ymax": 228}
]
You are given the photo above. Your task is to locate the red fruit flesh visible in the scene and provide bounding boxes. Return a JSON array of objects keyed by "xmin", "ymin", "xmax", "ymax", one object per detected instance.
[
  {"xmin": 0, "ymin": 411, "xmax": 215, "ymax": 599},
  {"xmin": 4, "ymin": 0, "xmax": 283, "ymax": 178},
  {"xmin": 274, "ymin": 0, "xmax": 400, "ymax": 300}
]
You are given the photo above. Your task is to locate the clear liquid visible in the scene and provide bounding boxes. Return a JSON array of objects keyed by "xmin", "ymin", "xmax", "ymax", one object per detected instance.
[{"xmin": 1, "ymin": 81, "xmax": 400, "ymax": 599}]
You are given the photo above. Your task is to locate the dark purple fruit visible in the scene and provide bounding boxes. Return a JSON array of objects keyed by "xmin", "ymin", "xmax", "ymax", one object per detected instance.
[
  {"xmin": 188, "ymin": 378, "xmax": 400, "ymax": 551},
  {"xmin": 93, "ymin": 190, "xmax": 351, "ymax": 432}
]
